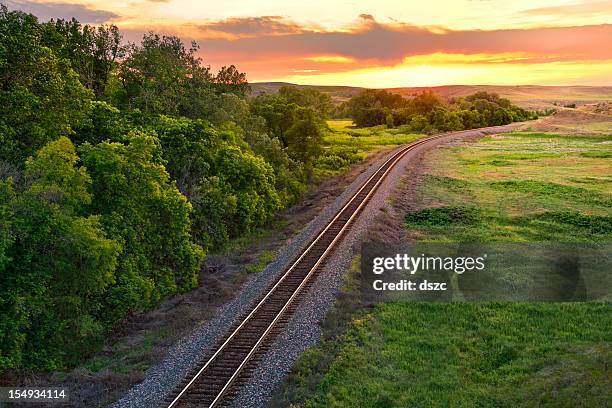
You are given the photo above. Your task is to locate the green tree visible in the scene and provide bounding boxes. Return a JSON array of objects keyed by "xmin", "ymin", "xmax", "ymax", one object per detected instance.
[
  {"xmin": 215, "ymin": 146, "xmax": 280, "ymax": 235},
  {"xmin": 408, "ymin": 114, "xmax": 429, "ymax": 132},
  {"xmin": 242, "ymin": 129, "xmax": 306, "ymax": 204},
  {"xmin": 285, "ymin": 107, "xmax": 324, "ymax": 165},
  {"xmin": 409, "ymin": 91, "xmax": 443, "ymax": 115},
  {"xmin": 80, "ymin": 132, "xmax": 204, "ymax": 322},
  {"xmin": 116, "ymin": 33, "xmax": 213, "ymax": 116},
  {"xmin": 346, "ymin": 89, "xmax": 404, "ymax": 127},
  {"xmin": 466, "ymin": 91, "xmax": 511, "ymax": 108},
  {"xmin": 151, "ymin": 116, "xmax": 281, "ymax": 246},
  {"xmin": 250, "ymin": 94, "xmax": 298, "ymax": 147},
  {"xmin": 278, "ymin": 86, "xmax": 334, "ymax": 117},
  {"xmin": 0, "ymin": 178, "xmax": 14, "ymax": 271},
  {"xmin": 213, "ymin": 65, "xmax": 250, "ymax": 97},
  {"xmin": 385, "ymin": 113, "xmax": 395, "ymax": 128},
  {"xmin": 205, "ymin": 93, "xmax": 251, "ymax": 126},
  {"xmin": 250, "ymin": 94, "xmax": 325, "ymax": 165},
  {"xmin": 0, "ymin": 138, "xmax": 120, "ymax": 369},
  {"xmin": 456, "ymin": 109, "xmax": 485, "ymax": 129},
  {"xmin": 73, "ymin": 100, "xmax": 130, "ymax": 145},
  {"xmin": 0, "ymin": 6, "xmax": 92, "ymax": 165},
  {"xmin": 41, "ymin": 19, "xmax": 122, "ymax": 98}
]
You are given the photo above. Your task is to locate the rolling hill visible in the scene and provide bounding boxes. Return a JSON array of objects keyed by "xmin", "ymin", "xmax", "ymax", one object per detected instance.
[{"xmin": 251, "ymin": 82, "xmax": 612, "ymax": 110}]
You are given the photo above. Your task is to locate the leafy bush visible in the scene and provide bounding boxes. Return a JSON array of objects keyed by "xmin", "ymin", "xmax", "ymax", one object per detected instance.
[
  {"xmin": 405, "ymin": 206, "xmax": 483, "ymax": 227},
  {"xmin": 0, "ymin": 138, "xmax": 121, "ymax": 369},
  {"xmin": 535, "ymin": 211, "xmax": 612, "ymax": 234},
  {"xmin": 488, "ymin": 180, "xmax": 611, "ymax": 207},
  {"xmin": 80, "ymin": 132, "xmax": 204, "ymax": 323},
  {"xmin": 314, "ymin": 150, "xmax": 361, "ymax": 172}
]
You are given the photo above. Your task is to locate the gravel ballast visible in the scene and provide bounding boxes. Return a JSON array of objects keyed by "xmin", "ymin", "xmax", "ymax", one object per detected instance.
[{"xmin": 110, "ymin": 125, "xmax": 522, "ymax": 408}]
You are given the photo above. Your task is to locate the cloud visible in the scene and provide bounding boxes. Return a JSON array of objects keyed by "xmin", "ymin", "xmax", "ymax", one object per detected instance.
[
  {"xmin": 113, "ymin": 14, "xmax": 612, "ymax": 82},
  {"xmin": 195, "ymin": 16, "xmax": 304, "ymax": 39},
  {"xmin": 193, "ymin": 18, "xmax": 612, "ymax": 66},
  {"xmin": 520, "ymin": 1, "xmax": 612, "ymax": 17},
  {"xmin": 5, "ymin": 0, "xmax": 119, "ymax": 23},
  {"xmin": 303, "ymin": 55, "xmax": 355, "ymax": 63},
  {"xmin": 358, "ymin": 14, "xmax": 375, "ymax": 21}
]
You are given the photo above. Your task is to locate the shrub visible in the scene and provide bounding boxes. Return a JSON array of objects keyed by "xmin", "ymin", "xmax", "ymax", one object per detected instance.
[{"xmin": 405, "ymin": 206, "xmax": 483, "ymax": 227}]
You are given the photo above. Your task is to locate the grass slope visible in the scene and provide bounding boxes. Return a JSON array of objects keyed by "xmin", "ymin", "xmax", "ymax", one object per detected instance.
[
  {"xmin": 313, "ymin": 120, "xmax": 421, "ymax": 178},
  {"xmin": 405, "ymin": 132, "xmax": 612, "ymax": 242},
  {"xmin": 304, "ymin": 302, "xmax": 610, "ymax": 408},
  {"xmin": 272, "ymin": 131, "xmax": 612, "ymax": 408}
]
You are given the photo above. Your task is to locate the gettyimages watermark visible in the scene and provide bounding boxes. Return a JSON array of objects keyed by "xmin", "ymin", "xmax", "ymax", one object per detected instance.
[{"xmin": 361, "ymin": 242, "xmax": 611, "ymax": 302}]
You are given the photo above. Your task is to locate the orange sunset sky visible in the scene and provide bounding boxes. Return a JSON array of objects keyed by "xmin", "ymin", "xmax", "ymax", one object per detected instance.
[{"xmin": 5, "ymin": 0, "xmax": 612, "ymax": 87}]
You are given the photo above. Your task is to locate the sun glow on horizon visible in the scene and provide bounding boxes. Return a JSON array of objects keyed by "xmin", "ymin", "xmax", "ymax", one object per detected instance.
[
  {"xmin": 303, "ymin": 55, "xmax": 356, "ymax": 63},
  {"xmin": 6, "ymin": 0, "xmax": 612, "ymax": 86},
  {"xmin": 265, "ymin": 53, "xmax": 612, "ymax": 88}
]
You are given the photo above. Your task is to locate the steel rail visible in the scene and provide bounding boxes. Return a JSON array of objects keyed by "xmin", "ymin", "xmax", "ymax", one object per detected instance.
[{"xmin": 164, "ymin": 126, "xmax": 512, "ymax": 408}]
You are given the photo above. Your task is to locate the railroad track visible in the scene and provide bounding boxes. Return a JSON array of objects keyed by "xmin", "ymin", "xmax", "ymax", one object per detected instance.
[{"xmin": 163, "ymin": 126, "xmax": 513, "ymax": 408}]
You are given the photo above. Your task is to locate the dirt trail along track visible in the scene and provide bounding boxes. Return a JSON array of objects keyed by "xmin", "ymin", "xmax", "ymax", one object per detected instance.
[{"xmin": 163, "ymin": 124, "xmax": 521, "ymax": 408}]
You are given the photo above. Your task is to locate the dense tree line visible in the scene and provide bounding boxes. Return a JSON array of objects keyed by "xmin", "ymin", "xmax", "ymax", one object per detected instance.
[
  {"xmin": 343, "ymin": 89, "xmax": 536, "ymax": 130},
  {"xmin": 0, "ymin": 4, "xmax": 535, "ymax": 371},
  {"xmin": 0, "ymin": 6, "xmax": 327, "ymax": 370}
]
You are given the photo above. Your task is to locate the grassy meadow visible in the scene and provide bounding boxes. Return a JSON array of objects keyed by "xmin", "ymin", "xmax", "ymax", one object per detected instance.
[
  {"xmin": 313, "ymin": 120, "xmax": 422, "ymax": 177},
  {"xmin": 296, "ymin": 302, "xmax": 610, "ymax": 408},
  {"xmin": 405, "ymin": 132, "xmax": 612, "ymax": 242},
  {"xmin": 272, "ymin": 131, "xmax": 612, "ymax": 408}
]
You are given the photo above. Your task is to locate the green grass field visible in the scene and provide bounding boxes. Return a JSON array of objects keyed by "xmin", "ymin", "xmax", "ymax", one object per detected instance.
[
  {"xmin": 272, "ymin": 131, "xmax": 612, "ymax": 408},
  {"xmin": 313, "ymin": 120, "xmax": 422, "ymax": 177},
  {"xmin": 298, "ymin": 303, "xmax": 610, "ymax": 408},
  {"xmin": 406, "ymin": 132, "xmax": 612, "ymax": 242}
]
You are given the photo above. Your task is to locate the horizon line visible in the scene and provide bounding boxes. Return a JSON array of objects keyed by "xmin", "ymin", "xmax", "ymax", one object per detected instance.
[{"xmin": 250, "ymin": 82, "xmax": 612, "ymax": 89}]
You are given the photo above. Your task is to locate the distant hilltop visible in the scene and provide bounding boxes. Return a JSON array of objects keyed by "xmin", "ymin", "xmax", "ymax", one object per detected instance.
[
  {"xmin": 250, "ymin": 82, "xmax": 612, "ymax": 110},
  {"xmin": 250, "ymin": 82, "xmax": 366, "ymax": 101}
]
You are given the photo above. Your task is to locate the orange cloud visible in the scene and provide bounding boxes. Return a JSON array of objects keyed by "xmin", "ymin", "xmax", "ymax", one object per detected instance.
[
  {"xmin": 183, "ymin": 18, "xmax": 612, "ymax": 80},
  {"xmin": 10, "ymin": 1, "xmax": 611, "ymax": 86},
  {"xmin": 303, "ymin": 55, "xmax": 355, "ymax": 63},
  {"xmin": 194, "ymin": 16, "xmax": 305, "ymax": 40}
]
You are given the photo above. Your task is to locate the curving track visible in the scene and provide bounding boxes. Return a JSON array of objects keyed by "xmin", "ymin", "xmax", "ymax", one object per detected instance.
[{"xmin": 163, "ymin": 125, "xmax": 520, "ymax": 408}]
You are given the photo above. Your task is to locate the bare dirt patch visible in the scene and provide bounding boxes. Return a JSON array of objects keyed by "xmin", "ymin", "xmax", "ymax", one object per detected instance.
[
  {"xmin": 529, "ymin": 103, "xmax": 612, "ymax": 134},
  {"xmin": 580, "ymin": 102, "xmax": 612, "ymax": 116}
]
